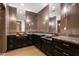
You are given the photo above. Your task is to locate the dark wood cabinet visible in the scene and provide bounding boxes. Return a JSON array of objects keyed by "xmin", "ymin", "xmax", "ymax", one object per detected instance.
[
  {"xmin": 41, "ymin": 38, "xmax": 47, "ymax": 53},
  {"xmin": 7, "ymin": 34, "xmax": 79, "ymax": 56},
  {"xmin": 7, "ymin": 35, "xmax": 33, "ymax": 51},
  {"xmin": 7, "ymin": 35, "xmax": 17, "ymax": 51},
  {"xmin": 53, "ymin": 38, "xmax": 79, "ymax": 56},
  {"xmin": 41, "ymin": 38, "xmax": 54, "ymax": 56},
  {"xmin": 31, "ymin": 34, "xmax": 42, "ymax": 49},
  {"xmin": 40, "ymin": 37, "xmax": 79, "ymax": 56}
]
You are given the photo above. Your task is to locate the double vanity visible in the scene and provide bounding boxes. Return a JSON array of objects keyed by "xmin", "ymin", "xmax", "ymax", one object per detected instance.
[{"xmin": 7, "ymin": 33, "xmax": 79, "ymax": 56}]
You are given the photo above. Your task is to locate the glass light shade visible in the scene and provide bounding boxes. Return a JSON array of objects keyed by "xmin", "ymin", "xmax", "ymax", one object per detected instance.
[
  {"xmin": 45, "ymin": 16, "xmax": 48, "ymax": 21},
  {"xmin": 63, "ymin": 7, "xmax": 67, "ymax": 14},
  {"xmin": 26, "ymin": 19, "xmax": 30, "ymax": 23},
  {"xmin": 64, "ymin": 27, "xmax": 67, "ymax": 30},
  {"xmin": 10, "ymin": 16, "xmax": 16, "ymax": 21},
  {"xmin": 43, "ymin": 21, "xmax": 46, "ymax": 24},
  {"xmin": 49, "ymin": 22, "xmax": 54, "ymax": 26},
  {"xmin": 52, "ymin": 6, "xmax": 55, "ymax": 10}
]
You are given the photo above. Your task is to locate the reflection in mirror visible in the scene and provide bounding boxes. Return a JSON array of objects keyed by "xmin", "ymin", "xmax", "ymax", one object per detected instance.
[
  {"xmin": 16, "ymin": 21, "xmax": 21, "ymax": 33},
  {"xmin": 17, "ymin": 9, "xmax": 25, "ymax": 33},
  {"xmin": 57, "ymin": 20, "xmax": 60, "ymax": 33},
  {"xmin": 49, "ymin": 16, "xmax": 56, "ymax": 33},
  {"xmin": 49, "ymin": 3, "xmax": 61, "ymax": 33}
]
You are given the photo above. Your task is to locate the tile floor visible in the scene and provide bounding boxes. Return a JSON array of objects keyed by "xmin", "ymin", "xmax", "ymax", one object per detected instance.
[{"xmin": 4, "ymin": 46, "xmax": 46, "ymax": 56}]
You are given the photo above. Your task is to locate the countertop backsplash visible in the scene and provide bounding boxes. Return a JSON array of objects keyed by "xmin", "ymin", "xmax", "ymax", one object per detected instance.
[{"xmin": 59, "ymin": 28, "xmax": 79, "ymax": 38}]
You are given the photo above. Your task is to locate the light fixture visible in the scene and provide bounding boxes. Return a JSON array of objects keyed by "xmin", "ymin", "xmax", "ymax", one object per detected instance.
[
  {"xmin": 51, "ymin": 22, "xmax": 54, "ymax": 26},
  {"xmin": 45, "ymin": 16, "xmax": 48, "ymax": 21},
  {"xmin": 43, "ymin": 21, "xmax": 46, "ymax": 24},
  {"xmin": 26, "ymin": 19, "xmax": 30, "ymax": 23},
  {"xmin": 63, "ymin": 6, "xmax": 67, "ymax": 14},
  {"xmin": 49, "ymin": 22, "xmax": 54, "ymax": 26},
  {"xmin": 10, "ymin": 16, "xmax": 15, "ymax": 21},
  {"xmin": 64, "ymin": 27, "xmax": 67, "ymax": 30},
  {"xmin": 21, "ymin": 3, "xmax": 24, "ymax": 6},
  {"xmin": 26, "ymin": 16, "xmax": 30, "ymax": 23},
  {"xmin": 49, "ymin": 22, "xmax": 51, "ymax": 26},
  {"xmin": 52, "ymin": 6, "xmax": 55, "ymax": 10}
]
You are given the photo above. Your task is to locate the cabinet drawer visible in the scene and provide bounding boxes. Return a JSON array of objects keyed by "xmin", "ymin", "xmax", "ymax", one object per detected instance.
[
  {"xmin": 53, "ymin": 39, "xmax": 79, "ymax": 55},
  {"xmin": 54, "ymin": 39, "xmax": 79, "ymax": 50},
  {"xmin": 53, "ymin": 49, "xmax": 65, "ymax": 56},
  {"xmin": 55, "ymin": 45, "xmax": 71, "ymax": 56},
  {"xmin": 60, "ymin": 42, "xmax": 79, "ymax": 53}
]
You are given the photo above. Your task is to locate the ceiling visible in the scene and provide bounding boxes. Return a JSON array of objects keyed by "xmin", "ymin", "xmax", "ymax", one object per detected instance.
[{"xmin": 7, "ymin": 3, "xmax": 48, "ymax": 13}]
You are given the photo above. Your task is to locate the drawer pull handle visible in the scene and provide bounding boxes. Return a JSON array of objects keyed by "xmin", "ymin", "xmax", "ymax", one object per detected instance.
[
  {"xmin": 63, "ymin": 43, "xmax": 69, "ymax": 46},
  {"xmin": 63, "ymin": 52, "xmax": 69, "ymax": 56}
]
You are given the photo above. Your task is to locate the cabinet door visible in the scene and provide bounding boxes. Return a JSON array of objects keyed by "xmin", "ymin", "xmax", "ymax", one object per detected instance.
[
  {"xmin": 35, "ymin": 36, "xmax": 41, "ymax": 49},
  {"xmin": 16, "ymin": 36, "xmax": 22, "ymax": 48},
  {"xmin": 25, "ymin": 35, "xmax": 33, "ymax": 45},
  {"xmin": 46, "ymin": 40, "xmax": 53, "ymax": 55},
  {"xmin": 7, "ymin": 35, "xmax": 16, "ymax": 51},
  {"xmin": 41, "ymin": 39, "xmax": 47, "ymax": 53}
]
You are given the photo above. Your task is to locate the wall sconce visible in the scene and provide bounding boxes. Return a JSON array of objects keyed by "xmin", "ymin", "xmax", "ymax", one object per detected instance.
[
  {"xmin": 10, "ymin": 16, "xmax": 16, "ymax": 21},
  {"xmin": 58, "ymin": 23, "xmax": 60, "ymax": 26},
  {"xmin": 63, "ymin": 6, "xmax": 68, "ymax": 14},
  {"xmin": 26, "ymin": 16, "xmax": 30, "ymax": 23},
  {"xmin": 49, "ymin": 22, "xmax": 51, "ymax": 26},
  {"xmin": 49, "ymin": 22, "xmax": 54, "ymax": 26},
  {"xmin": 52, "ymin": 6, "xmax": 55, "ymax": 10},
  {"xmin": 43, "ymin": 21, "xmax": 46, "ymax": 24},
  {"xmin": 64, "ymin": 27, "xmax": 67, "ymax": 30},
  {"xmin": 26, "ymin": 19, "xmax": 30, "ymax": 23},
  {"xmin": 43, "ymin": 16, "xmax": 49, "ymax": 24},
  {"xmin": 45, "ymin": 16, "xmax": 48, "ymax": 21},
  {"xmin": 51, "ymin": 22, "xmax": 54, "ymax": 26}
]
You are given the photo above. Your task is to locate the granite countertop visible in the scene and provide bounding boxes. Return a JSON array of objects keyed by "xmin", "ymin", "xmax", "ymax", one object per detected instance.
[
  {"xmin": 32, "ymin": 33, "xmax": 53, "ymax": 36},
  {"xmin": 41, "ymin": 36, "xmax": 52, "ymax": 41},
  {"xmin": 52, "ymin": 36, "xmax": 79, "ymax": 45},
  {"xmin": 27, "ymin": 33, "xmax": 53, "ymax": 41}
]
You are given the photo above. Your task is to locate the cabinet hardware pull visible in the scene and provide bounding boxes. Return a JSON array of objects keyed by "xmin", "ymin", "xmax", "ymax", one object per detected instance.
[
  {"xmin": 63, "ymin": 43, "xmax": 69, "ymax": 46},
  {"xmin": 63, "ymin": 52, "xmax": 69, "ymax": 56}
]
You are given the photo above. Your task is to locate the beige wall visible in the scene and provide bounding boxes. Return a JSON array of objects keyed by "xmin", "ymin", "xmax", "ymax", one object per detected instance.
[
  {"xmin": 36, "ymin": 5, "xmax": 49, "ymax": 32},
  {"xmin": 60, "ymin": 3, "xmax": 79, "ymax": 32},
  {"xmin": 7, "ymin": 6, "xmax": 17, "ymax": 35},
  {"xmin": 25, "ymin": 11, "xmax": 37, "ymax": 33},
  {"xmin": 7, "ymin": 5, "xmax": 49, "ymax": 33}
]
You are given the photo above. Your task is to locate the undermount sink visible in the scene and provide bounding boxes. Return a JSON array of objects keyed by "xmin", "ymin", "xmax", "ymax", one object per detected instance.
[{"xmin": 45, "ymin": 36, "xmax": 52, "ymax": 38}]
